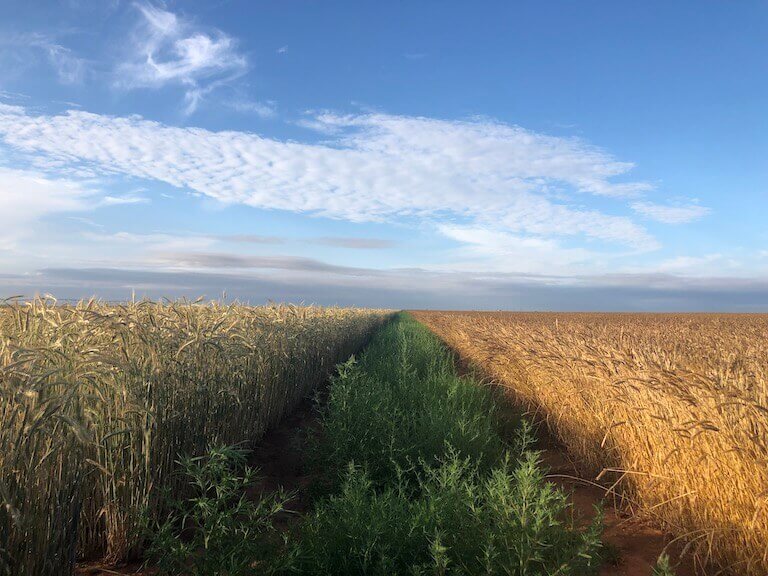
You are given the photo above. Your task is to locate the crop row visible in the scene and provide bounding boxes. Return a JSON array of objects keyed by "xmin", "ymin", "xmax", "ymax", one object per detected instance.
[{"xmin": 0, "ymin": 298, "xmax": 390, "ymax": 575}]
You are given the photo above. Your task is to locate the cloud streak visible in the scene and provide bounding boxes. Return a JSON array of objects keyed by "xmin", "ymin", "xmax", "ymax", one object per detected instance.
[
  {"xmin": 632, "ymin": 201, "xmax": 711, "ymax": 224},
  {"xmin": 313, "ymin": 237, "xmax": 395, "ymax": 249},
  {"xmin": 220, "ymin": 234, "xmax": 285, "ymax": 245},
  {"xmin": 151, "ymin": 251, "xmax": 384, "ymax": 275}
]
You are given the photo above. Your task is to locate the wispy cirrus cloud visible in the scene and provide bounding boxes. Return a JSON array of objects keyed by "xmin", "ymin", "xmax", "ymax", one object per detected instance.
[
  {"xmin": 39, "ymin": 39, "xmax": 87, "ymax": 84},
  {"xmin": 0, "ymin": 32, "xmax": 87, "ymax": 85},
  {"xmin": 0, "ymin": 104, "xmax": 660, "ymax": 262},
  {"xmin": 116, "ymin": 2, "xmax": 248, "ymax": 114},
  {"xmin": 225, "ymin": 98, "xmax": 277, "ymax": 118},
  {"xmin": 151, "ymin": 251, "xmax": 382, "ymax": 276},
  {"xmin": 632, "ymin": 200, "xmax": 711, "ymax": 224}
]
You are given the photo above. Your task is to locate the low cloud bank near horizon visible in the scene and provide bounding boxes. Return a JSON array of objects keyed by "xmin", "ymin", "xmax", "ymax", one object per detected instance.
[{"xmin": 3, "ymin": 266, "xmax": 768, "ymax": 312}]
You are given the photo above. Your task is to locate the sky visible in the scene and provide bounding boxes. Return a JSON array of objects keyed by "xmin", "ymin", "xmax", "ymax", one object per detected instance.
[{"xmin": 0, "ymin": 0, "xmax": 767, "ymax": 310}]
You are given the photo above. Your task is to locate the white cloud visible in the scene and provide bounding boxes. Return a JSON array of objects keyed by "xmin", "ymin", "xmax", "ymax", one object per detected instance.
[
  {"xmin": 116, "ymin": 2, "xmax": 248, "ymax": 113},
  {"xmin": 657, "ymin": 254, "xmax": 723, "ymax": 273},
  {"xmin": 309, "ymin": 113, "xmax": 654, "ymax": 198},
  {"xmin": 0, "ymin": 106, "xmax": 661, "ymax": 261},
  {"xmin": 0, "ymin": 103, "xmax": 25, "ymax": 115},
  {"xmin": 648, "ymin": 253, "xmax": 748, "ymax": 277},
  {"xmin": 100, "ymin": 191, "xmax": 151, "ymax": 205},
  {"xmin": 44, "ymin": 43, "xmax": 87, "ymax": 84},
  {"xmin": 0, "ymin": 167, "xmax": 93, "ymax": 250},
  {"xmin": 632, "ymin": 200, "xmax": 710, "ymax": 224},
  {"xmin": 277, "ymin": 46, "xmax": 288, "ymax": 54},
  {"xmin": 617, "ymin": 252, "xmax": 746, "ymax": 278},
  {"xmin": 437, "ymin": 224, "xmax": 604, "ymax": 275}
]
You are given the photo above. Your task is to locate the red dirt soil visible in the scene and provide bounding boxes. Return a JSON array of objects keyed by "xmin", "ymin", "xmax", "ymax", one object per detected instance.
[{"xmin": 542, "ymin": 435, "xmax": 698, "ymax": 576}]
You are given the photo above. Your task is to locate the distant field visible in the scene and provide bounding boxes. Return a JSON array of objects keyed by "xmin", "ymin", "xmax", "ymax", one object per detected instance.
[
  {"xmin": 412, "ymin": 311, "xmax": 768, "ymax": 575},
  {"xmin": 0, "ymin": 298, "xmax": 389, "ymax": 575}
]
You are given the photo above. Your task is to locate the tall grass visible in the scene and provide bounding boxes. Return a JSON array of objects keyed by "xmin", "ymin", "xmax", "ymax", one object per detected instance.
[
  {"xmin": 0, "ymin": 297, "xmax": 389, "ymax": 576},
  {"xmin": 291, "ymin": 314, "xmax": 605, "ymax": 574},
  {"xmin": 412, "ymin": 311, "xmax": 768, "ymax": 575}
]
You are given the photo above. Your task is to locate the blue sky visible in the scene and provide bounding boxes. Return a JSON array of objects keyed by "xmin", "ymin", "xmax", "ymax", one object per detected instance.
[{"xmin": 1, "ymin": 0, "xmax": 767, "ymax": 310}]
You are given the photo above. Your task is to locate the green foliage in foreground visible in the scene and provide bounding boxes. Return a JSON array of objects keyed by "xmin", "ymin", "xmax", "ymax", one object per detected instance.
[
  {"xmin": 652, "ymin": 553, "xmax": 677, "ymax": 576},
  {"xmin": 309, "ymin": 313, "xmax": 507, "ymax": 491},
  {"xmin": 296, "ymin": 453, "xmax": 603, "ymax": 575},
  {"xmin": 146, "ymin": 446, "xmax": 290, "ymax": 576},
  {"xmin": 292, "ymin": 313, "xmax": 605, "ymax": 574},
  {"xmin": 148, "ymin": 313, "xmax": 605, "ymax": 575}
]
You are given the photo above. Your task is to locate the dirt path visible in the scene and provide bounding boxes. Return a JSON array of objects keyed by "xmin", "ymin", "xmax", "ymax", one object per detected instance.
[{"xmin": 246, "ymin": 393, "xmax": 323, "ymax": 525}]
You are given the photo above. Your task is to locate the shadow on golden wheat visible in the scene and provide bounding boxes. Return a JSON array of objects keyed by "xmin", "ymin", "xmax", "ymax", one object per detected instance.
[{"xmin": 412, "ymin": 311, "xmax": 768, "ymax": 576}]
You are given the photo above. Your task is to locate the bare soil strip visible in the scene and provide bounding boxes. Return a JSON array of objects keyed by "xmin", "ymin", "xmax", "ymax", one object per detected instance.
[{"xmin": 246, "ymin": 394, "xmax": 323, "ymax": 526}]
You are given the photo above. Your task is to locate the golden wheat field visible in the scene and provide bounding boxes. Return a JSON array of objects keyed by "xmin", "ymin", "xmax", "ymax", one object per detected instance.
[
  {"xmin": 0, "ymin": 298, "xmax": 390, "ymax": 576},
  {"xmin": 412, "ymin": 311, "xmax": 768, "ymax": 576}
]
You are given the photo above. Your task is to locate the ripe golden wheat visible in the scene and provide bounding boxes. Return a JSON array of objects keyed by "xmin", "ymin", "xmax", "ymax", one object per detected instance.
[
  {"xmin": 0, "ymin": 297, "xmax": 389, "ymax": 575},
  {"xmin": 413, "ymin": 311, "xmax": 768, "ymax": 576}
]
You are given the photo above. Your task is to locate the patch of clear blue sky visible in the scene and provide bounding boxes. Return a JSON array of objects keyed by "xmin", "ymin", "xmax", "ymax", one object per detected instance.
[{"xmin": 1, "ymin": 0, "xmax": 767, "ymax": 306}]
